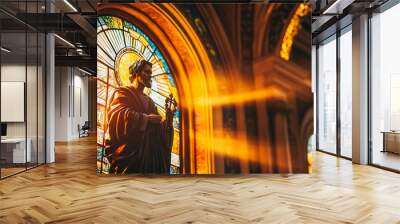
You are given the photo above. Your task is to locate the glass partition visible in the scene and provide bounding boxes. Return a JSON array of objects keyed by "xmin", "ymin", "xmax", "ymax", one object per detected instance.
[
  {"xmin": 0, "ymin": 30, "xmax": 28, "ymax": 177},
  {"xmin": 27, "ymin": 31, "xmax": 38, "ymax": 169},
  {"xmin": 0, "ymin": 0, "xmax": 46, "ymax": 179},
  {"xmin": 371, "ymin": 4, "xmax": 400, "ymax": 171},
  {"xmin": 317, "ymin": 36, "xmax": 337, "ymax": 154},
  {"xmin": 339, "ymin": 28, "xmax": 352, "ymax": 158},
  {"xmin": 38, "ymin": 32, "xmax": 45, "ymax": 165}
]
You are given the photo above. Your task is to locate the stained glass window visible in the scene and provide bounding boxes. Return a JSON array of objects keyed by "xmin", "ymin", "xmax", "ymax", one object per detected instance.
[{"xmin": 96, "ymin": 15, "xmax": 180, "ymax": 174}]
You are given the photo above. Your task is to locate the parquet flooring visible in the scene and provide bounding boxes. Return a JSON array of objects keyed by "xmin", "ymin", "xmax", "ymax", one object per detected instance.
[
  {"xmin": 1, "ymin": 167, "xmax": 26, "ymax": 178},
  {"xmin": 0, "ymin": 135, "xmax": 400, "ymax": 223}
]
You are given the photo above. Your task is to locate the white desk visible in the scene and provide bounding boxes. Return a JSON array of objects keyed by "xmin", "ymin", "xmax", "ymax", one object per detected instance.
[
  {"xmin": 382, "ymin": 131, "xmax": 400, "ymax": 154},
  {"xmin": 1, "ymin": 138, "xmax": 31, "ymax": 163}
]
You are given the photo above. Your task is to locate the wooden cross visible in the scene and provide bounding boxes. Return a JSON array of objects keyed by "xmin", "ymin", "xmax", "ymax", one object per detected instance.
[{"xmin": 165, "ymin": 93, "xmax": 177, "ymax": 115}]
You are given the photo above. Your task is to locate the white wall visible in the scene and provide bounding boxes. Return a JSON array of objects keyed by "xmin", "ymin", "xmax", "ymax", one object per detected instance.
[
  {"xmin": 55, "ymin": 67, "xmax": 89, "ymax": 141},
  {"xmin": 55, "ymin": 66, "xmax": 69, "ymax": 141},
  {"xmin": 72, "ymin": 72, "xmax": 89, "ymax": 138},
  {"xmin": 1, "ymin": 63, "xmax": 45, "ymax": 163},
  {"xmin": 1, "ymin": 64, "xmax": 42, "ymax": 138},
  {"xmin": 1, "ymin": 64, "xmax": 26, "ymax": 138}
]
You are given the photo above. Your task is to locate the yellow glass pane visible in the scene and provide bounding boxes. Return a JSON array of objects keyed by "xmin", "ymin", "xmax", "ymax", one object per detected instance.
[
  {"xmin": 157, "ymin": 107, "xmax": 166, "ymax": 118},
  {"xmin": 111, "ymin": 17, "xmax": 123, "ymax": 29},
  {"xmin": 171, "ymin": 130, "xmax": 180, "ymax": 154},
  {"xmin": 130, "ymin": 30, "xmax": 140, "ymax": 40},
  {"xmin": 139, "ymin": 35, "xmax": 149, "ymax": 48},
  {"xmin": 115, "ymin": 51, "xmax": 143, "ymax": 87}
]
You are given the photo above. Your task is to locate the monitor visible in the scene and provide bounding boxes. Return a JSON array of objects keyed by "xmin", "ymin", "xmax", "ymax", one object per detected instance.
[{"xmin": 1, "ymin": 123, "xmax": 7, "ymax": 137}]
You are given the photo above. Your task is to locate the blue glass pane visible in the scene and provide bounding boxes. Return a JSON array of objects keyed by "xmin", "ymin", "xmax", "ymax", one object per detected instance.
[
  {"xmin": 124, "ymin": 20, "xmax": 137, "ymax": 32},
  {"xmin": 168, "ymin": 75, "xmax": 176, "ymax": 88}
]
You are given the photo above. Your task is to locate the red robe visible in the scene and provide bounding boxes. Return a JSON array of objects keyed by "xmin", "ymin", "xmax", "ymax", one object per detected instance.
[{"xmin": 105, "ymin": 86, "xmax": 172, "ymax": 174}]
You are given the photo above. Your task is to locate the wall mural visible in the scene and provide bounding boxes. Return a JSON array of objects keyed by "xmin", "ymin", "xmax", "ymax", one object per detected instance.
[
  {"xmin": 97, "ymin": 3, "xmax": 312, "ymax": 175},
  {"xmin": 97, "ymin": 15, "xmax": 180, "ymax": 174}
]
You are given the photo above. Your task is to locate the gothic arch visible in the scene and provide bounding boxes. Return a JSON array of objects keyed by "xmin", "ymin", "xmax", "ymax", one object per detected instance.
[
  {"xmin": 253, "ymin": 3, "xmax": 311, "ymax": 61},
  {"xmin": 253, "ymin": 4, "xmax": 276, "ymax": 59},
  {"xmin": 196, "ymin": 4, "xmax": 240, "ymax": 88}
]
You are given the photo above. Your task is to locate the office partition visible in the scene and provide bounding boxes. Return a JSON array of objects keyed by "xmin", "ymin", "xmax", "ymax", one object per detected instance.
[{"xmin": 0, "ymin": 0, "xmax": 47, "ymax": 179}]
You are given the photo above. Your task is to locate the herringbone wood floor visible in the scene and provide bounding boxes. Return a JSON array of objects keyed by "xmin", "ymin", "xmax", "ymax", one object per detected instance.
[{"xmin": 1, "ymin": 136, "xmax": 400, "ymax": 224}]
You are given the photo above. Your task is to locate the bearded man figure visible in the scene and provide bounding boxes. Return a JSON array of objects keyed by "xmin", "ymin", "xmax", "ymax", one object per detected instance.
[{"xmin": 105, "ymin": 59, "xmax": 174, "ymax": 174}]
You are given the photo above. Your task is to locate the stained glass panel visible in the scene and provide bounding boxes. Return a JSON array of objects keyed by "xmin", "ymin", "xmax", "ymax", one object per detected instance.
[
  {"xmin": 97, "ymin": 46, "xmax": 114, "ymax": 68},
  {"xmin": 97, "ymin": 15, "xmax": 180, "ymax": 174},
  {"xmin": 97, "ymin": 61, "xmax": 108, "ymax": 81}
]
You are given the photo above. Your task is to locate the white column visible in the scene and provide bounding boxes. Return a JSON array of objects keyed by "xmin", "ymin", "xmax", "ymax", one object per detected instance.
[
  {"xmin": 45, "ymin": 0, "xmax": 55, "ymax": 163},
  {"xmin": 46, "ymin": 33, "xmax": 55, "ymax": 163},
  {"xmin": 352, "ymin": 14, "xmax": 369, "ymax": 164}
]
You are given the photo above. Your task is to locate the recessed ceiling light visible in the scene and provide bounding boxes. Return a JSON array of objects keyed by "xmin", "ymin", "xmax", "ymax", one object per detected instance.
[
  {"xmin": 322, "ymin": 0, "xmax": 354, "ymax": 15},
  {"xmin": 78, "ymin": 67, "xmax": 93, "ymax": 76},
  {"xmin": 54, "ymin": 34, "xmax": 75, "ymax": 48},
  {"xmin": 1, "ymin": 47, "xmax": 11, "ymax": 53},
  {"xmin": 63, "ymin": 0, "xmax": 78, "ymax": 12}
]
